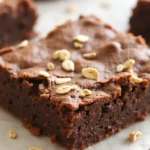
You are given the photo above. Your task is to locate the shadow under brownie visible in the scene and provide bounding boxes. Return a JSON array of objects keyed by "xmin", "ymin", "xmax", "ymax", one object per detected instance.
[
  {"xmin": 0, "ymin": 0, "xmax": 37, "ymax": 48},
  {"xmin": 0, "ymin": 15, "xmax": 150, "ymax": 150}
]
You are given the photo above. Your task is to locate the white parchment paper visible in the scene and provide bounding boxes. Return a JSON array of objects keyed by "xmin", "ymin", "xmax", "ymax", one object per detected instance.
[{"xmin": 0, "ymin": 0, "xmax": 150, "ymax": 149}]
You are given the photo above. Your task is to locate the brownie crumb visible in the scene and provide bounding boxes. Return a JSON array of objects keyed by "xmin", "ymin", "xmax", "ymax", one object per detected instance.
[
  {"xmin": 66, "ymin": 4, "xmax": 77, "ymax": 13},
  {"xmin": 129, "ymin": 131, "xmax": 142, "ymax": 142},
  {"xmin": 101, "ymin": 1, "xmax": 112, "ymax": 8},
  {"xmin": 28, "ymin": 147, "xmax": 43, "ymax": 150},
  {"xmin": 9, "ymin": 129, "xmax": 17, "ymax": 139},
  {"xmin": 50, "ymin": 135, "xmax": 57, "ymax": 143}
]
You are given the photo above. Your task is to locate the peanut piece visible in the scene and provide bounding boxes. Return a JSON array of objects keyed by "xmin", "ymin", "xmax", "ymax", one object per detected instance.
[
  {"xmin": 131, "ymin": 76, "xmax": 143, "ymax": 84},
  {"xmin": 17, "ymin": 40, "xmax": 28, "ymax": 48},
  {"xmin": 47, "ymin": 62, "xmax": 55, "ymax": 71},
  {"xmin": 9, "ymin": 129, "xmax": 17, "ymax": 139},
  {"xmin": 73, "ymin": 34, "xmax": 89, "ymax": 43},
  {"xmin": 83, "ymin": 52, "xmax": 96, "ymax": 59},
  {"xmin": 80, "ymin": 89, "xmax": 92, "ymax": 97},
  {"xmin": 56, "ymin": 85, "xmax": 77, "ymax": 94},
  {"xmin": 55, "ymin": 78, "xmax": 71, "ymax": 84},
  {"xmin": 52, "ymin": 49, "xmax": 70, "ymax": 61},
  {"xmin": 129, "ymin": 131, "xmax": 142, "ymax": 142},
  {"xmin": 73, "ymin": 42, "xmax": 83, "ymax": 49},
  {"xmin": 62, "ymin": 60, "xmax": 75, "ymax": 71},
  {"xmin": 82, "ymin": 67, "xmax": 99, "ymax": 80},
  {"xmin": 39, "ymin": 71, "xmax": 50, "ymax": 78}
]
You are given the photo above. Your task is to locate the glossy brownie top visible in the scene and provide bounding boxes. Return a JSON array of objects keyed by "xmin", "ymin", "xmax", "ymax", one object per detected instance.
[{"xmin": 0, "ymin": 16, "xmax": 150, "ymax": 110}]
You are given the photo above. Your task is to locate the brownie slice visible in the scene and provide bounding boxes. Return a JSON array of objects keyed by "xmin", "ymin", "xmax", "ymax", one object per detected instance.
[
  {"xmin": 0, "ymin": 16, "xmax": 150, "ymax": 150},
  {"xmin": 129, "ymin": 0, "xmax": 150, "ymax": 42},
  {"xmin": 0, "ymin": 0, "xmax": 37, "ymax": 48}
]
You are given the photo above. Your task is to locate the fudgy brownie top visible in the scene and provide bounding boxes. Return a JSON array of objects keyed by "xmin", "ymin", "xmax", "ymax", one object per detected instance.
[{"xmin": 0, "ymin": 16, "xmax": 150, "ymax": 110}]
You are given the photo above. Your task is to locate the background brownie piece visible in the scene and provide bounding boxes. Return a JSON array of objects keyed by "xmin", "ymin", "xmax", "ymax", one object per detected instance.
[
  {"xmin": 0, "ymin": 0, "xmax": 38, "ymax": 48},
  {"xmin": 0, "ymin": 16, "xmax": 150, "ymax": 150},
  {"xmin": 129, "ymin": 0, "xmax": 150, "ymax": 42}
]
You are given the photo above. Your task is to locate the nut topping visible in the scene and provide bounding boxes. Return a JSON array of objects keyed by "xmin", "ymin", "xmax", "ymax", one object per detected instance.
[
  {"xmin": 71, "ymin": 85, "xmax": 78, "ymax": 90},
  {"xmin": 52, "ymin": 49, "xmax": 70, "ymax": 61},
  {"xmin": 52, "ymin": 50, "xmax": 60, "ymax": 59},
  {"xmin": 82, "ymin": 67, "xmax": 99, "ymax": 80},
  {"xmin": 55, "ymin": 78, "xmax": 71, "ymax": 84},
  {"xmin": 39, "ymin": 71, "xmax": 50, "ymax": 78},
  {"xmin": 56, "ymin": 85, "xmax": 77, "ymax": 94},
  {"xmin": 129, "ymin": 131, "xmax": 142, "ymax": 142},
  {"xmin": 131, "ymin": 76, "xmax": 143, "ymax": 84},
  {"xmin": 116, "ymin": 64, "xmax": 124, "ymax": 72},
  {"xmin": 17, "ymin": 40, "xmax": 28, "ymax": 48},
  {"xmin": 73, "ymin": 34, "xmax": 89, "ymax": 43},
  {"xmin": 124, "ymin": 59, "xmax": 135, "ymax": 69},
  {"xmin": 44, "ymin": 89, "xmax": 49, "ymax": 94},
  {"xmin": 9, "ymin": 129, "xmax": 17, "ymax": 139},
  {"xmin": 83, "ymin": 52, "xmax": 96, "ymax": 59},
  {"xmin": 59, "ymin": 49, "xmax": 71, "ymax": 61},
  {"xmin": 116, "ymin": 59, "xmax": 135, "ymax": 73},
  {"xmin": 73, "ymin": 42, "xmax": 83, "ymax": 49},
  {"xmin": 62, "ymin": 60, "xmax": 75, "ymax": 71},
  {"xmin": 80, "ymin": 89, "xmax": 92, "ymax": 97},
  {"xmin": 127, "ymin": 67, "xmax": 134, "ymax": 74},
  {"xmin": 47, "ymin": 62, "xmax": 55, "ymax": 71}
]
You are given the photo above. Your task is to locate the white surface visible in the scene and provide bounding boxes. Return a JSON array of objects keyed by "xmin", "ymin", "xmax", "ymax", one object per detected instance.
[{"xmin": 1, "ymin": 0, "xmax": 150, "ymax": 150}]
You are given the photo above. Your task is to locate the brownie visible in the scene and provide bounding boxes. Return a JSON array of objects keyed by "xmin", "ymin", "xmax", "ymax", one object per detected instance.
[
  {"xmin": 0, "ymin": 0, "xmax": 37, "ymax": 48},
  {"xmin": 0, "ymin": 15, "xmax": 150, "ymax": 150},
  {"xmin": 129, "ymin": 0, "xmax": 150, "ymax": 42}
]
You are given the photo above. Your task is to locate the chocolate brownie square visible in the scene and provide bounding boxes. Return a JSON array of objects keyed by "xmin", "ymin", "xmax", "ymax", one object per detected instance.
[{"xmin": 0, "ymin": 15, "xmax": 150, "ymax": 149}]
